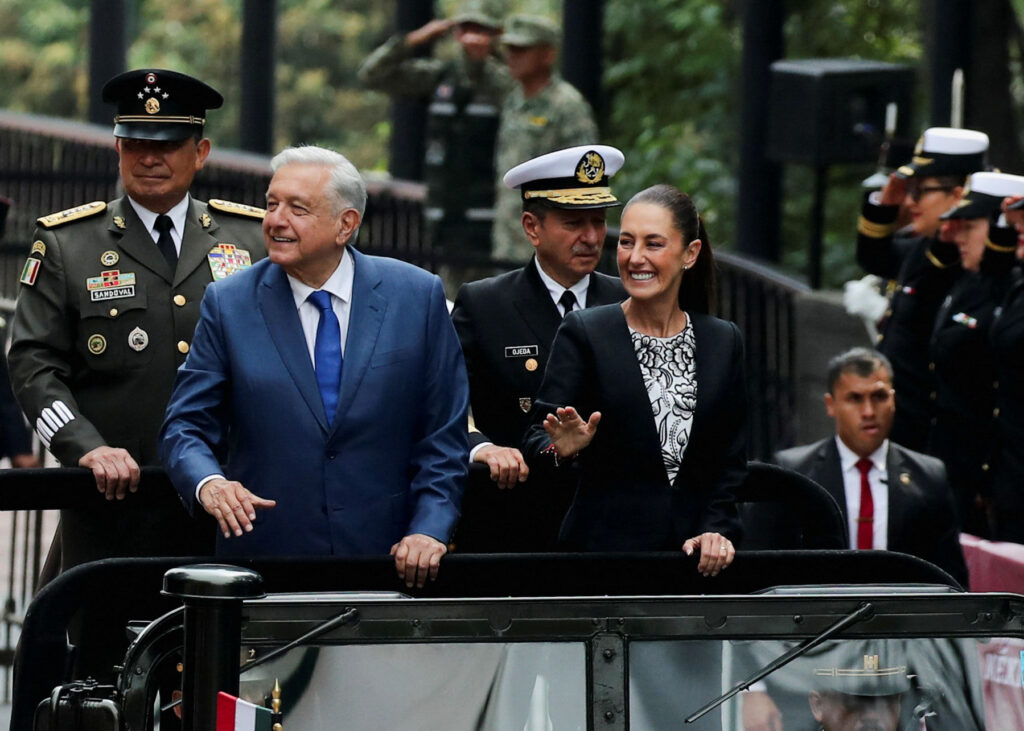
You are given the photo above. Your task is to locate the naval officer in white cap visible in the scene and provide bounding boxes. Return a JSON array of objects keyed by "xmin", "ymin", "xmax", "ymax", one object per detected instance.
[
  {"xmin": 450, "ymin": 144, "xmax": 626, "ymax": 552},
  {"xmin": 855, "ymin": 127, "xmax": 990, "ymax": 453}
]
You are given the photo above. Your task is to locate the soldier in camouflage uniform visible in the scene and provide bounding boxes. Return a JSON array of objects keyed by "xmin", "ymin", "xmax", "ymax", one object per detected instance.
[
  {"xmin": 492, "ymin": 15, "xmax": 599, "ymax": 263},
  {"xmin": 8, "ymin": 69, "xmax": 267, "ymax": 569},
  {"xmin": 359, "ymin": 0, "xmax": 510, "ymax": 278}
]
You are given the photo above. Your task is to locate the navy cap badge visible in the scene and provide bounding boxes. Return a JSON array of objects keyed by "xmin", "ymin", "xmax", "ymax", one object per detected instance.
[{"xmin": 576, "ymin": 151, "xmax": 605, "ymax": 185}]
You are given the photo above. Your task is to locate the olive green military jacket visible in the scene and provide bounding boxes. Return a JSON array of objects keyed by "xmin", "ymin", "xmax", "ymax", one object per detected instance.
[
  {"xmin": 492, "ymin": 76, "xmax": 599, "ymax": 263},
  {"xmin": 8, "ymin": 196, "xmax": 267, "ymax": 467}
]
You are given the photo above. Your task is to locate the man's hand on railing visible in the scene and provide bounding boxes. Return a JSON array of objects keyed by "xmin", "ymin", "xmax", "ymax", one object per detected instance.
[{"xmin": 78, "ymin": 445, "xmax": 140, "ymax": 500}]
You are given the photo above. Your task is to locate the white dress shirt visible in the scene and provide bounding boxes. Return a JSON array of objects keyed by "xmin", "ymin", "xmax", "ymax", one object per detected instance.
[
  {"xmin": 128, "ymin": 194, "xmax": 190, "ymax": 255},
  {"xmin": 535, "ymin": 257, "xmax": 590, "ymax": 315},
  {"xmin": 196, "ymin": 249, "xmax": 354, "ymax": 498},
  {"xmin": 835, "ymin": 436, "xmax": 889, "ymax": 551},
  {"xmin": 285, "ymin": 248, "xmax": 354, "ymax": 362}
]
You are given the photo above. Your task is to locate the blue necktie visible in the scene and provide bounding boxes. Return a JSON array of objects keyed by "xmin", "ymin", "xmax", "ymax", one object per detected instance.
[{"xmin": 308, "ymin": 290, "xmax": 342, "ymax": 425}]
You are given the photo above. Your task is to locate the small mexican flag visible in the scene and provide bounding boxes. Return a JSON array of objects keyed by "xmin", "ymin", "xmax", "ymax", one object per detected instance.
[{"xmin": 216, "ymin": 691, "xmax": 272, "ymax": 730}]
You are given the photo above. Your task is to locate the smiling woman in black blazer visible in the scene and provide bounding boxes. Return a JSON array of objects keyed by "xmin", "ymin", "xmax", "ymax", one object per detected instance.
[{"xmin": 523, "ymin": 185, "xmax": 746, "ymax": 575}]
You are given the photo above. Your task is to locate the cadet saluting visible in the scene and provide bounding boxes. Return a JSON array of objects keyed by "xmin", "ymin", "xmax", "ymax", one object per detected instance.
[{"xmin": 8, "ymin": 69, "xmax": 267, "ymax": 569}]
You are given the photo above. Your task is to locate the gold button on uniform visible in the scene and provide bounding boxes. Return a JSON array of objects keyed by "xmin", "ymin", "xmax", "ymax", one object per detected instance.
[
  {"xmin": 928, "ymin": 362, "xmax": 935, "ymax": 371},
  {"xmin": 982, "ymin": 463, "xmax": 990, "ymax": 472},
  {"xmin": 525, "ymin": 358, "xmax": 538, "ymax": 372},
  {"xmin": 109, "ymin": 308, "xmax": 118, "ymax": 317},
  {"xmin": 173, "ymin": 295, "xmax": 186, "ymax": 306},
  {"xmin": 994, "ymin": 408, "xmax": 1001, "ymax": 417},
  {"xmin": 177, "ymin": 341, "xmax": 190, "ymax": 354},
  {"xmin": 929, "ymin": 392, "xmax": 936, "ymax": 400}
]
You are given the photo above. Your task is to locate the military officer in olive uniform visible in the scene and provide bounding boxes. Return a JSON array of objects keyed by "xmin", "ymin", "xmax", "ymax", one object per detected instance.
[
  {"xmin": 855, "ymin": 127, "xmax": 988, "ymax": 451},
  {"xmin": 359, "ymin": 0, "xmax": 511, "ymax": 283},
  {"xmin": 8, "ymin": 69, "xmax": 267, "ymax": 570},
  {"xmin": 452, "ymin": 145, "xmax": 626, "ymax": 551},
  {"xmin": 492, "ymin": 15, "xmax": 599, "ymax": 263}
]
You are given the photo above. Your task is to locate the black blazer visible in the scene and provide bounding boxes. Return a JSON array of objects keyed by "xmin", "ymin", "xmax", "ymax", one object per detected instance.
[
  {"xmin": 523, "ymin": 304, "xmax": 746, "ymax": 551},
  {"xmin": 452, "ymin": 259, "xmax": 626, "ymax": 449},
  {"xmin": 774, "ymin": 437, "xmax": 967, "ymax": 586}
]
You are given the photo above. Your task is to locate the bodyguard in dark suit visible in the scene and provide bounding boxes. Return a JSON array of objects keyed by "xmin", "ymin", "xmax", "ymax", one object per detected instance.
[
  {"xmin": 452, "ymin": 145, "xmax": 625, "ymax": 551},
  {"xmin": 773, "ymin": 348, "xmax": 966, "ymax": 585},
  {"xmin": 8, "ymin": 69, "xmax": 266, "ymax": 569},
  {"xmin": 161, "ymin": 146, "xmax": 468, "ymax": 588},
  {"xmin": 523, "ymin": 184, "xmax": 744, "ymax": 573}
]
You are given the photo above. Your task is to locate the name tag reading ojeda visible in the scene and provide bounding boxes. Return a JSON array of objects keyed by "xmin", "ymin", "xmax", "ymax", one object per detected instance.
[{"xmin": 505, "ymin": 345, "xmax": 539, "ymax": 358}]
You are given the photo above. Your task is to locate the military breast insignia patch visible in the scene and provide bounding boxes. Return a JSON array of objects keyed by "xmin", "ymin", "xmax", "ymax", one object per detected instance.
[
  {"xmin": 19, "ymin": 258, "xmax": 41, "ymax": 286},
  {"xmin": 128, "ymin": 327, "xmax": 149, "ymax": 352},
  {"xmin": 100, "ymin": 250, "xmax": 119, "ymax": 266},
  {"xmin": 208, "ymin": 244, "xmax": 252, "ymax": 280},
  {"xmin": 87, "ymin": 334, "xmax": 107, "ymax": 355},
  {"xmin": 86, "ymin": 270, "xmax": 136, "ymax": 301},
  {"xmin": 30, "ymin": 241, "xmax": 46, "ymax": 257},
  {"xmin": 519, "ymin": 397, "xmax": 532, "ymax": 413}
]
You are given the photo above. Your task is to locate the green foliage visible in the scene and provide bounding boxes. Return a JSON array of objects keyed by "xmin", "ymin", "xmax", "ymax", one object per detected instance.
[
  {"xmin": 604, "ymin": 0, "xmax": 925, "ymax": 287},
  {"xmin": 603, "ymin": 0, "xmax": 740, "ymax": 239}
]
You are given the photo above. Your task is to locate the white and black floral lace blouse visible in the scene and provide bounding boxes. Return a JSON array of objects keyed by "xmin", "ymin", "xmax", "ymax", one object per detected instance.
[{"xmin": 629, "ymin": 322, "xmax": 697, "ymax": 485}]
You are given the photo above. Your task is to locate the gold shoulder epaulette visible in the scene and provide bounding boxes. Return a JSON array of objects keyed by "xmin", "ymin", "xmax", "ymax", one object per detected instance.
[
  {"xmin": 37, "ymin": 201, "xmax": 107, "ymax": 229},
  {"xmin": 209, "ymin": 199, "xmax": 266, "ymax": 220}
]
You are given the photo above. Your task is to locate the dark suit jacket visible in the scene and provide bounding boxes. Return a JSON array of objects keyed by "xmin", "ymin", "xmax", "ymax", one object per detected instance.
[
  {"xmin": 774, "ymin": 437, "xmax": 967, "ymax": 585},
  {"xmin": 523, "ymin": 304, "xmax": 746, "ymax": 551},
  {"xmin": 161, "ymin": 249, "xmax": 469, "ymax": 557},
  {"xmin": 452, "ymin": 259, "xmax": 625, "ymax": 448},
  {"xmin": 450, "ymin": 260, "xmax": 625, "ymax": 551}
]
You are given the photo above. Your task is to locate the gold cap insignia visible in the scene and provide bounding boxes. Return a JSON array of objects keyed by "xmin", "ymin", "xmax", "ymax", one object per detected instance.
[
  {"xmin": 200, "ymin": 213, "xmax": 212, "ymax": 229},
  {"xmin": 145, "ymin": 97, "xmax": 160, "ymax": 114},
  {"xmin": 30, "ymin": 240, "xmax": 46, "ymax": 257},
  {"xmin": 914, "ymin": 135, "xmax": 924, "ymax": 155},
  {"xmin": 113, "ymin": 216, "xmax": 127, "ymax": 230},
  {"xmin": 576, "ymin": 151, "xmax": 605, "ymax": 185},
  {"xmin": 101, "ymin": 250, "xmax": 119, "ymax": 266},
  {"xmin": 87, "ymin": 334, "xmax": 107, "ymax": 355}
]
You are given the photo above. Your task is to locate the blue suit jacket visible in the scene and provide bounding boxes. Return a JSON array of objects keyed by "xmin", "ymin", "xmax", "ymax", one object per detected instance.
[{"xmin": 159, "ymin": 248, "xmax": 469, "ymax": 557}]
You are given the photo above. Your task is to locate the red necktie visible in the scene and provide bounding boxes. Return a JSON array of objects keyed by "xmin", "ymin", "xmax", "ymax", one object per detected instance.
[{"xmin": 855, "ymin": 458, "xmax": 874, "ymax": 550}]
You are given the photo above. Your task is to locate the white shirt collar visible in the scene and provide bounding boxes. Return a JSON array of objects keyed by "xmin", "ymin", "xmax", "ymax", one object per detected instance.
[
  {"xmin": 128, "ymin": 194, "xmax": 190, "ymax": 244},
  {"xmin": 835, "ymin": 435, "xmax": 888, "ymax": 474},
  {"xmin": 286, "ymin": 248, "xmax": 355, "ymax": 308},
  {"xmin": 534, "ymin": 256, "xmax": 590, "ymax": 311}
]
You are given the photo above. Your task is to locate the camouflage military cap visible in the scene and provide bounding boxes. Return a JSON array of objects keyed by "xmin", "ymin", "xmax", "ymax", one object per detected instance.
[
  {"xmin": 501, "ymin": 14, "xmax": 560, "ymax": 48},
  {"xmin": 452, "ymin": 0, "xmax": 503, "ymax": 31}
]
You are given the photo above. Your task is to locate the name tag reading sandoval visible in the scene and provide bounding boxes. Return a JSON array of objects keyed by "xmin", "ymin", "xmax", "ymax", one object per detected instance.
[
  {"xmin": 505, "ymin": 345, "xmax": 539, "ymax": 358},
  {"xmin": 87, "ymin": 270, "xmax": 136, "ymax": 301}
]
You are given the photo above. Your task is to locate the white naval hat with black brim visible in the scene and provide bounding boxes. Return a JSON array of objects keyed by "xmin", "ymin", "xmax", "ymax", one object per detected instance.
[{"xmin": 503, "ymin": 144, "xmax": 625, "ymax": 210}]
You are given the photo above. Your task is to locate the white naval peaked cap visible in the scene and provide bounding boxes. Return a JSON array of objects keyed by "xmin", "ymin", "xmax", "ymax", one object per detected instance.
[
  {"xmin": 896, "ymin": 127, "xmax": 989, "ymax": 179},
  {"xmin": 503, "ymin": 144, "xmax": 625, "ymax": 209},
  {"xmin": 941, "ymin": 171, "xmax": 1024, "ymax": 220}
]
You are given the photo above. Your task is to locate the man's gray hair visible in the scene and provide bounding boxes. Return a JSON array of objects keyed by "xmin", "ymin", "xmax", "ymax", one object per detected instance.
[
  {"xmin": 826, "ymin": 347, "xmax": 894, "ymax": 394},
  {"xmin": 270, "ymin": 145, "xmax": 367, "ymax": 217}
]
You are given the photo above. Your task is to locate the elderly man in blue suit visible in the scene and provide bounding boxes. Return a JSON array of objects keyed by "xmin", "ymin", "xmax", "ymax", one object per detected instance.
[{"xmin": 160, "ymin": 145, "xmax": 469, "ymax": 588}]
